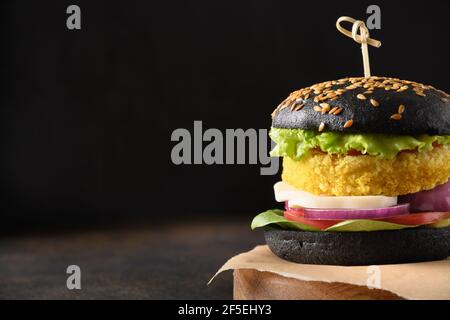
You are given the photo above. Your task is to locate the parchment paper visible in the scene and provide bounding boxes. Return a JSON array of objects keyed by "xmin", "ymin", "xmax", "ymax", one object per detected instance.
[{"xmin": 210, "ymin": 245, "xmax": 450, "ymax": 300}]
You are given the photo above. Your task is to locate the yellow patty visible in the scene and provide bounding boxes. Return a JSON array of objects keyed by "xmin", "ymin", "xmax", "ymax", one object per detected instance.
[{"xmin": 282, "ymin": 146, "xmax": 450, "ymax": 196}]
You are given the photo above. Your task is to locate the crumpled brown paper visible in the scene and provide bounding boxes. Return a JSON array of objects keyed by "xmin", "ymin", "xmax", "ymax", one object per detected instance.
[{"xmin": 210, "ymin": 245, "xmax": 450, "ymax": 300}]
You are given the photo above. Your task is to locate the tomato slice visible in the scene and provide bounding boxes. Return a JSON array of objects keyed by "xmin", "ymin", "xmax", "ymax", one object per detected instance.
[
  {"xmin": 347, "ymin": 149, "xmax": 363, "ymax": 156},
  {"xmin": 284, "ymin": 210, "xmax": 339, "ymax": 230},
  {"xmin": 284, "ymin": 209, "xmax": 450, "ymax": 229},
  {"xmin": 380, "ymin": 212, "xmax": 450, "ymax": 225}
]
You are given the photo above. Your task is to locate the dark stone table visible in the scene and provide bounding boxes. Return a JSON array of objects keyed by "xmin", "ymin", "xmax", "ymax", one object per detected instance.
[{"xmin": 0, "ymin": 218, "xmax": 263, "ymax": 299}]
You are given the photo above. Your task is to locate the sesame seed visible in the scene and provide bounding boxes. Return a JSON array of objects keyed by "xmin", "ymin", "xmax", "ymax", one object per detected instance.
[
  {"xmin": 294, "ymin": 103, "xmax": 304, "ymax": 111},
  {"xmin": 313, "ymin": 105, "xmax": 322, "ymax": 112},
  {"xmin": 370, "ymin": 99, "xmax": 379, "ymax": 107},
  {"xmin": 357, "ymin": 94, "xmax": 366, "ymax": 100},
  {"xmin": 320, "ymin": 103, "xmax": 330, "ymax": 113},
  {"xmin": 318, "ymin": 122, "xmax": 325, "ymax": 132},
  {"xmin": 333, "ymin": 107, "xmax": 343, "ymax": 115},
  {"xmin": 390, "ymin": 113, "xmax": 402, "ymax": 120},
  {"xmin": 398, "ymin": 104, "xmax": 405, "ymax": 114},
  {"xmin": 329, "ymin": 107, "xmax": 338, "ymax": 114},
  {"xmin": 279, "ymin": 103, "xmax": 288, "ymax": 111},
  {"xmin": 343, "ymin": 120, "xmax": 353, "ymax": 128}
]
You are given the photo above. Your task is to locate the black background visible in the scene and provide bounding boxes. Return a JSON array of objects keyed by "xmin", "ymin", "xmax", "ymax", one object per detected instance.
[{"xmin": 1, "ymin": 0, "xmax": 449, "ymax": 229}]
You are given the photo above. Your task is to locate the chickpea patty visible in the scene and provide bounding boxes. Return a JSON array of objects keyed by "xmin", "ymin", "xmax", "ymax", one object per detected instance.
[{"xmin": 282, "ymin": 146, "xmax": 450, "ymax": 196}]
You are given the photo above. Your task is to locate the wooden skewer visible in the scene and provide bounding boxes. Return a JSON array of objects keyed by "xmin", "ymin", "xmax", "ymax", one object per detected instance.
[{"xmin": 336, "ymin": 16, "xmax": 382, "ymax": 78}]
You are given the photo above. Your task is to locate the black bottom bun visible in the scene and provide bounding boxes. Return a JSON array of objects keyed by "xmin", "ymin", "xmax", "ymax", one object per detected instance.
[{"xmin": 264, "ymin": 227, "xmax": 450, "ymax": 266}]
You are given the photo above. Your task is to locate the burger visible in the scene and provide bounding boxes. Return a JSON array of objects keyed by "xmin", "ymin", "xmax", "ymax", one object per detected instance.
[{"xmin": 251, "ymin": 76, "xmax": 450, "ymax": 266}]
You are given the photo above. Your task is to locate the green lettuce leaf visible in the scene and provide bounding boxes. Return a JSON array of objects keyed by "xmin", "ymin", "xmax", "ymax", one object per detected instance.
[
  {"xmin": 251, "ymin": 209, "xmax": 321, "ymax": 231},
  {"xmin": 427, "ymin": 218, "xmax": 450, "ymax": 228},
  {"xmin": 324, "ymin": 219, "xmax": 418, "ymax": 232},
  {"xmin": 269, "ymin": 128, "xmax": 450, "ymax": 160},
  {"xmin": 251, "ymin": 209, "xmax": 422, "ymax": 232}
]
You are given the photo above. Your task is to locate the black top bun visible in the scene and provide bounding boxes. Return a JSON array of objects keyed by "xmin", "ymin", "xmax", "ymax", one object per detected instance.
[{"xmin": 271, "ymin": 77, "xmax": 450, "ymax": 135}]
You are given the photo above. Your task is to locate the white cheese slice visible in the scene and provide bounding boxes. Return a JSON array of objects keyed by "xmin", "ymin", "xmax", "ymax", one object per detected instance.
[{"xmin": 274, "ymin": 181, "xmax": 397, "ymax": 209}]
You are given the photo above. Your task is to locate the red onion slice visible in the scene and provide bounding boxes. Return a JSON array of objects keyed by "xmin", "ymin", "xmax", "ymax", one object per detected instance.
[
  {"xmin": 294, "ymin": 203, "xmax": 410, "ymax": 220},
  {"xmin": 398, "ymin": 180, "xmax": 450, "ymax": 212}
]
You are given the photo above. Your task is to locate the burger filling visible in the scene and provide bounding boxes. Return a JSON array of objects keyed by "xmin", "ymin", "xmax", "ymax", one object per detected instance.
[
  {"xmin": 282, "ymin": 147, "xmax": 450, "ymax": 196},
  {"xmin": 251, "ymin": 128, "xmax": 450, "ymax": 232}
]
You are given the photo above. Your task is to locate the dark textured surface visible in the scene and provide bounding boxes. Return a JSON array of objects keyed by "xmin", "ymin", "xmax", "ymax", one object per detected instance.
[
  {"xmin": 264, "ymin": 227, "xmax": 450, "ymax": 266},
  {"xmin": 272, "ymin": 79, "xmax": 450, "ymax": 135},
  {"xmin": 0, "ymin": 219, "xmax": 263, "ymax": 299},
  {"xmin": 2, "ymin": 2, "xmax": 450, "ymax": 223}
]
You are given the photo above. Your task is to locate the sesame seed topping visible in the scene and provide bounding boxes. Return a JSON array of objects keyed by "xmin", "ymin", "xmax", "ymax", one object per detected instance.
[
  {"xmin": 357, "ymin": 94, "xmax": 366, "ymax": 100},
  {"xmin": 343, "ymin": 120, "xmax": 353, "ymax": 128},
  {"xmin": 320, "ymin": 103, "xmax": 331, "ymax": 114},
  {"xmin": 329, "ymin": 106, "xmax": 339, "ymax": 114},
  {"xmin": 294, "ymin": 103, "xmax": 304, "ymax": 111},
  {"xmin": 398, "ymin": 104, "xmax": 405, "ymax": 114},
  {"xmin": 390, "ymin": 113, "xmax": 402, "ymax": 120},
  {"xmin": 333, "ymin": 107, "xmax": 343, "ymax": 115},
  {"xmin": 318, "ymin": 122, "xmax": 325, "ymax": 132},
  {"xmin": 274, "ymin": 77, "xmax": 445, "ymax": 120},
  {"xmin": 313, "ymin": 105, "xmax": 322, "ymax": 112}
]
